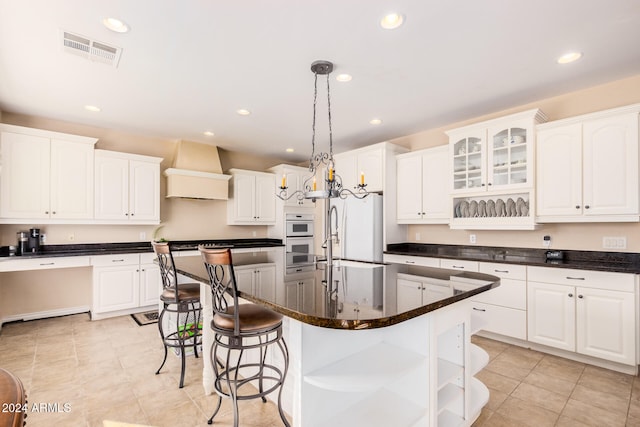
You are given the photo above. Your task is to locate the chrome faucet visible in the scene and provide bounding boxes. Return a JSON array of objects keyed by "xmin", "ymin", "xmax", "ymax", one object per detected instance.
[
  {"xmin": 329, "ymin": 204, "xmax": 339, "ymax": 244},
  {"xmin": 323, "ymin": 203, "xmax": 340, "ymax": 266}
]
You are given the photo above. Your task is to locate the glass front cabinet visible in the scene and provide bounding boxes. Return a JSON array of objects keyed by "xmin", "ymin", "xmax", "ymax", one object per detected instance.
[{"xmin": 447, "ymin": 109, "xmax": 547, "ymax": 230}]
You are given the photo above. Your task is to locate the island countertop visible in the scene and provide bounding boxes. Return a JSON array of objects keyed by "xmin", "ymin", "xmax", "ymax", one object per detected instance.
[{"xmin": 173, "ymin": 250, "xmax": 500, "ymax": 330}]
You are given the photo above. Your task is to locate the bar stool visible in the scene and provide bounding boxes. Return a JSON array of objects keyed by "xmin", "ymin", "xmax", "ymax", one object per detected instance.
[
  {"xmin": 152, "ymin": 241, "xmax": 203, "ymax": 388},
  {"xmin": 200, "ymin": 247, "xmax": 290, "ymax": 427}
]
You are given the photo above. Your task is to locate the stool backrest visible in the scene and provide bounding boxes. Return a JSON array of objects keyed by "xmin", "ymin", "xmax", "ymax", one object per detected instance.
[
  {"xmin": 200, "ymin": 247, "xmax": 240, "ymax": 336},
  {"xmin": 152, "ymin": 241, "xmax": 179, "ymax": 303}
]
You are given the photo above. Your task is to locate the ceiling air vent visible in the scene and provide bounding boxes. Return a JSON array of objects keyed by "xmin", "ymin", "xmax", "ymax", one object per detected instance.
[{"xmin": 61, "ymin": 31, "xmax": 122, "ymax": 67}]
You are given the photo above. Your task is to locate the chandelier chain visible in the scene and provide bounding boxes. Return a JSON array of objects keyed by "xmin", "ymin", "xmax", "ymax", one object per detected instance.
[
  {"xmin": 326, "ymin": 72, "xmax": 333, "ymax": 160},
  {"xmin": 310, "ymin": 72, "xmax": 319, "ymax": 169}
]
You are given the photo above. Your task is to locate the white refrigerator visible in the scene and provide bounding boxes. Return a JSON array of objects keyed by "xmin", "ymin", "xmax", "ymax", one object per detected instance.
[{"xmin": 331, "ymin": 194, "xmax": 383, "ymax": 263}]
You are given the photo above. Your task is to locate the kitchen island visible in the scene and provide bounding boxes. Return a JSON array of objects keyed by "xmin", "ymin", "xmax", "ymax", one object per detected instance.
[{"xmin": 173, "ymin": 248, "xmax": 499, "ymax": 427}]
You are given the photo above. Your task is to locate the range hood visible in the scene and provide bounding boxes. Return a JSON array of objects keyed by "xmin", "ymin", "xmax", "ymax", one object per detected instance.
[{"xmin": 164, "ymin": 140, "xmax": 231, "ymax": 200}]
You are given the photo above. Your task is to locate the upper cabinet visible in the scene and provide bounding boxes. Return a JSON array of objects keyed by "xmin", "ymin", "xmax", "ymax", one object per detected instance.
[
  {"xmin": 0, "ymin": 124, "xmax": 97, "ymax": 223},
  {"xmin": 227, "ymin": 169, "xmax": 276, "ymax": 225},
  {"xmin": 94, "ymin": 150, "xmax": 162, "ymax": 224},
  {"xmin": 536, "ymin": 105, "xmax": 640, "ymax": 222},
  {"xmin": 448, "ymin": 109, "xmax": 546, "ymax": 194},
  {"xmin": 334, "ymin": 144, "xmax": 385, "ymax": 192},
  {"xmin": 396, "ymin": 146, "xmax": 449, "ymax": 224},
  {"xmin": 446, "ymin": 109, "xmax": 547, "ymax": 230},
  {"xmin": 269, "ymin": 164, "xmax": 314, "ymax": 209}
]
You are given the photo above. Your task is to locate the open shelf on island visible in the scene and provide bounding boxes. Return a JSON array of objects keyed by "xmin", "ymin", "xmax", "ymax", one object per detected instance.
[
  {"xmin": 470, "ymin": 344, "xmax": 490, "ymax": 376},
  {"xmin": 304, "ymin": 342, "xmax": 425, "ymax": 392}
]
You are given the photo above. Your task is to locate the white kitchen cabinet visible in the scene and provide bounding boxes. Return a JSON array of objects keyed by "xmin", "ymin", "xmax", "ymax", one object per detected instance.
[
  {"xmin": 383, "ymin": 253, "xmax": 440, "ymax": 267},
  {"xmin": 227, "ymin": 169, "xmax": 276, "ymax": 225},
  {"xmin": 537, "ymin": 107, "xmax": 640, "ymax": 222},
  {"xmin": 0, "ymin": 124, "xmax": 97, "ymax": 222},
  {"xmin": 440, "ymin": 259, "xmax": 479, "ymax": 272},
  {"xmin": 94, "ymin": 150, "xmax": 162, "ymax": 224},
  {"xmin": 396, "ymin": 146, "xmax": 449, "ymax": 224},
  {"xmin": 396, "ymin": 275, "xmax": 453, "ymax": 313},
  {"xmin": 269, "ymin": 164, "xmax": 314, "ymax": 208},
  {"xmin": 334, "ymin": 146, "xmax": 383, "ymax": 192},
  {"xmin": 91, "ymin": 253, "xmax": 161, "ymax": 318},
  {"xmin": 527, "ymin": 266, "xmax": 636, "ymax": 365},
  {"xmin": 471, "ymin": 263, "xmax": 527, "ymax": 340},
  {"xmin": 235, "ymin": 263, "xmax": 277, "ymax": 301},
  {"xmin": 285, "ymin": 277, "xmax": 316, "ymax": 313},
  {"xmin": 447, "ymin": 109, "xmax": 546, "ymax": 194}
]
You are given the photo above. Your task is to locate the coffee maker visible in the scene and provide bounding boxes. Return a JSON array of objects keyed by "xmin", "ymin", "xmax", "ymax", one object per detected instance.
[
  {"xmin": 16, "ymin": 231, "xmax": 28, "ymax": 256},
  {"xmin": 28, "ymin": 228, "xmax": 40, "ymax": 253}
]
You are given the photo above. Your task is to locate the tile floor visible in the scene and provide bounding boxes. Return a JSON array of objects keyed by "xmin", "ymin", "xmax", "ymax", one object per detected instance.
[{"xmin": 0, "ymin": 313, "xmax": 638, "ymax": 426}]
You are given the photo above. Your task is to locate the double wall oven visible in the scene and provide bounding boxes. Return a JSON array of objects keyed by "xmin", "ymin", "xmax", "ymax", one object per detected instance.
[{"xmin": 285, "ymin": 213, "xmax": 315, "ymax": 274}]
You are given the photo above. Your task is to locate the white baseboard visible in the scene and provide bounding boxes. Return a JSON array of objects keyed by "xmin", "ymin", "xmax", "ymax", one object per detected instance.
[
  {"xmin": 90, "ymin": 305, "xmax": 157, "ymax": 321},
  {"xmin": 0, "ymin": 305, "xmax": 91, "ymax": 331},
  {"xmin": 475, "ymin": 330, "xmax": 638, "ymax": 376}
]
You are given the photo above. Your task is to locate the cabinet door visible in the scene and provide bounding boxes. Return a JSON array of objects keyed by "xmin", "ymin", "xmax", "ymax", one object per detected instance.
[
  {"xmin": 139, "ymin": 262, "xmax": 161, "ymax": 307},
  {"xmin": 527, "ymin": 282, "xmax": 575, "ymax": 351},
  {"xmin": 357, "ymin": 148, "xmax": 383, "ymax": 192},
  {"xmin": 92, "ymin": 265, "xmax": 140, "ymax": 313},
  {"xmin": 283, "ymin": 170, "xmax": 313, "ymax": 208},
  {"xmin": 334, "ymin": 152, "xmax": 358, "ymax": 191},
  {"xmin": 129, "ymin": 160, "xmax": 160, "ymax": 221},
  {"xmin": 396, "ymin": 278, "xmax": 423, "ymax": 312},
  {"xmin": 95, "ymin": 154, "xmax": 129, "ymax": 220},
  {"xmin": 254, "ymin": 174, "xmax": 276, "ymax": 223},
  {"xmin": 536, "ymin": 124, "xmax": 583, "ymax": 217},
  {"xmin": 396, "ymin": 155, "xmax": 423, "ymax": 221},
  {"xmin": 583, "ymin": 113, "xmax": 639, "ymax": 216},
  {"xmin": 255, "ymin": 264, "xmax": 276, "ymax": 301},
  {"xmin": 234, "ymin": 266, "xmax": 254, "ymax": 294},
  {"xmin": 50, "ymin": 139, "xmax": 94, "ymax": 219},
  {"xmin": 487, "ymin": 123, "xmax": 532, "ymax": 189},
  {"xmin": 232, "ymin": 173, "xmax": 256, "ymax": 222},
  {"xmin": 284, "ymin": 281, "xmax": 301, "ymax": 311},
  {"xmin": 450, "ymin": 129, "xmax": 486, "ymax": 193},
  {"xmin": 0, "ymin": 132, "xmax": 50, "ymax": 218},
  {"xmin": 576, "ymin": 287, "xmax": 635, "ymax": 365},
  {"xmin": 421, "ymin": 147, "xmax": 450, "ymax": 221}
]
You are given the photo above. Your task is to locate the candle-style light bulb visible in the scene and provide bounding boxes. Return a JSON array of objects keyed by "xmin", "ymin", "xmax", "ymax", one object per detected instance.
[
  {"xmin": 360, "ymin": 171, "xmax": 365, "ymax": 186},
  {"xmin": 312, "ymin": 176, "xmax": 317, "ymax": 191},
  {"xmin": 281, "ymin": 174, "xmax": 286, "ymax": 188}
]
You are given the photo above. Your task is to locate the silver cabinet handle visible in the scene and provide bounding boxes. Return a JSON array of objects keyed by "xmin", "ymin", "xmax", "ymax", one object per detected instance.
[
  {"xmin": 451, "ymin": 265, "xmax": 465, "ymax": 269},
  {"xmin": 568, "ymin": 293, "xmax": 574, "ymax": 298},
  {"xmin": 566, "ymin": 276, "xmax": 585, "ymax": 280},
  {"xmin": 112, "ymin": 259, "xmax": 125, "ymax": 262},
  {"xmin": 405, "ymin": 261, "xmax": 415, "ymax": 264},
  {"xmin": 472, "ymin": 307, "xmax": 486, "ymax": 312},
  {"xmin": 39, "ymin": 262, "xmax": 55, "ymax": 266},
  {"xmin": 578, "ymin": 295, "xmax": 584, "ymax": 299},
  {"xmin": 494, "ymin": 269, "xmax": 509, "ymax": 273}
]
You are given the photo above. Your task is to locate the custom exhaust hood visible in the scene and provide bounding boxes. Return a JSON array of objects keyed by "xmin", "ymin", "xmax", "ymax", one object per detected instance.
[{"xmin": 164, "ymin": 140, "xmax": 231, "ymax": 200}]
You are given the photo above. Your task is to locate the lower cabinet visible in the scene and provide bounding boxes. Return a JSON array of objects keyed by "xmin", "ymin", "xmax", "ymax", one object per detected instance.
[
  {"xmin": 528, "ymin": 266, "xmax": 636, "ymax": 366},
  {"xmin": 235, "ymin": 263, "xmax": 276, "ymax": 301},
  {"xmin": 284, "ymin": 276, "xmax": 315, "ymax": 313},
  {"xmin": 91, "ymin": 253, "xmax": 161, "ymax": 318},
  {"xmin": 397, "ymin": 274, "xmax": 453, "ymax": 313}
]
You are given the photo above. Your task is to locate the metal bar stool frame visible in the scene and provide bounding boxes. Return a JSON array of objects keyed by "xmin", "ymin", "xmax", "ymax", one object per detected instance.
[
  {"xmin": 200, "ymin": 246, "xmax": 290, "ymax": 427},
  {"xmin": 152, "ymin": 241, "xmax": 203, "ymax": 388}
]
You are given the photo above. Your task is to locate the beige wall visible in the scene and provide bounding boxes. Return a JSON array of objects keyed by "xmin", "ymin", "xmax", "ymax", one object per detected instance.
[{"xmin": 388, "ymin": 74, "xmax": 640, "ymax": 252}]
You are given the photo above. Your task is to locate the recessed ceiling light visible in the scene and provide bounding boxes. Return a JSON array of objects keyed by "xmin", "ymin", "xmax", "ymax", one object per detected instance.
[
  {"xmin": 557, "ymin": 52, "xmax": 583, "ymax": 64},
  {"xmin": 336, "ymin": 74, "xmax": 352, "ymax": 82},
  {"xmin": 370, "ymin": 118, "xmax": 383, "ymax": 125},
  {"xmin": 203, "ymin": 131, "xmax": 215, "ymax": 137},
  {"xmin": 285, "ymin": 148, "xmax": 294, "ymax": 153},
  {"xmin": 236, "ymin": 109, "xmax": 251, "ymax": 116},
  {"xmin": 103, "ymin": 18, "xmax": 130, "ymax": 33},
  {"xmin": 84, "ymin": 105, "xmax": 101, "ymax": 112},
  {"xmin": 380, "ymin": 13, "xmax": 404, "ymax": 30}
]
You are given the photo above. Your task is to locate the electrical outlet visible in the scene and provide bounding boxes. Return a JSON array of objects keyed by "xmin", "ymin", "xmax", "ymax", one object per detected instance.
[
  {"xmin": 603, "ymin": 236, "xmax": 627, "ymax": 249},
  {"xmin": 469, "ymin": 234, "xmax": 476, "ymax": 244},
  {"xmin": 252, "ymin": 231, "xmax": 257, "ymax": 237},
  {"xmin": 415, "ymin": 232, "xmax": 421, "ymax": 241},
  {"xmin": 68, "ymin": 233, "xmax": 75, "ymax": 241},
  {"xmin": 139, "ymin": 232, "xmax": 146, "ymax": 240},
  {"xmin": 543, "ymin": 235, "xmax": 551, "ymax": 247}
]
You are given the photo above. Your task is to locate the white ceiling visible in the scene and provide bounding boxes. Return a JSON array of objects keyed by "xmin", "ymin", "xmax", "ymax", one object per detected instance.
[{"xmin": 1, "ymin": 1, "xmax": 640, "ymax": 162}]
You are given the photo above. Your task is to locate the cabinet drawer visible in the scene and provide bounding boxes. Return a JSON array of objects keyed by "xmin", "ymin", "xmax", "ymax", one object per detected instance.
[
  {"xmin": 440, "ymin": 259, "xmax": 479, "ymax": 271},
  {"xmin": 90, "ymin": 253, "xmax": 140, "ymax": 267},
  {"xmin": 479, "ymin": 262, "xmax": 526, "ymax": 280},
  {"xmin": 139, "ymin": 252, "xmax": 157, "ymax": 264},
  {"xmin": 470, "ymin": 302, "xmax": 526, "ymax": 340},
  {"xmin": 528, "ymin": 266, "xmax": 635, "ymax": 292},
  {"xmin": 472, "ymin": 278, "xmax": 526, "ymax": 310},
  {"xmin": 384, "ymin": 254, "xmax": 440, "ymax": 267},
  {"xmin": 0, "ymin": 256, "xmax": 91, "ymax": 272}
]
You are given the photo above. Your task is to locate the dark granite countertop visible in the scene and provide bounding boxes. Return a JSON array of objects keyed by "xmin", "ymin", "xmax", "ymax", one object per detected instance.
[
  {"xmin": 173, "ymin": 253, "xmax": 499, "ymax": 330},
  {"xmin": 386, "ymin": 243, "xmax": 640, "ymax": 274},
  {"xmin": 0, "ymin": 239, "xmax": 283, "ymax": 259}
]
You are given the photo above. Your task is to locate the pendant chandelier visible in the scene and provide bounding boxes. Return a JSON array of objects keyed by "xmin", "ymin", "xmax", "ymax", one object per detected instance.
[{"xmin": 277, "ymin": 60, "xmax": 369, "ymax": 202}]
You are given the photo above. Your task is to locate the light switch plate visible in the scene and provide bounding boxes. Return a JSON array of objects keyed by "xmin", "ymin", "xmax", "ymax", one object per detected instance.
[{"xmin": 603, "ymin": 236, "xmax": 627, "ymax": 249}]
